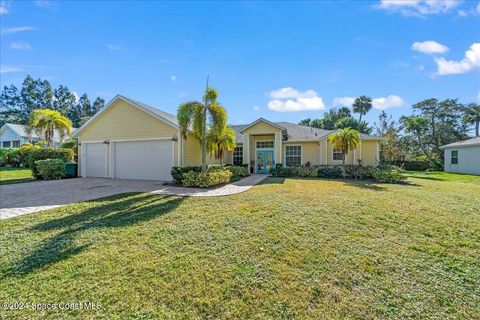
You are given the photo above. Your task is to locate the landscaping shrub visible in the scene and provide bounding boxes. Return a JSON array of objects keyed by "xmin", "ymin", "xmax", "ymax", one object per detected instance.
[
  {"xmin": 225, "ymin": 165, "xmax": 249, "ymax": 178},
  {"xmin": 171, "ymin": 166, "xmax": 202, "ymax": 184},
  {"xmin": 34, "ymin": 159, "xmax": 66, "ymax": 180},
  {"xmin": 182, "ymin": 169, "xmax": 232, "ymax": 188},
  {"xmin": 0, "ymin": 148, "xmax": 22, "ymax": 167},
  {"xmin": 344, "ymin": 165, "xmax": 374, "ymax": 180},
  {"xmin": 371, "ymin": 165, "xmax": 407, "ymax": 183},
  {"xmin": 269, "ymin": 164, "xmax": 299, "ymax": 177},
  {"xmin": 60, "ymin": 139, "xmax": 79, "ymax": 161},
  {"xmin": 388, "ymin": 160, "xmax": 430, "ymax": 171},
  {"xmin": 297, "ymin": 166, "xmax": 319, "ymax": 177},
  {"xmin": 29, "ymin": 148, "xmax": 74, "ymax": 178},
  {"xmin": 316, "ymin": 165, "xmax": 343, "ymax": 178}
]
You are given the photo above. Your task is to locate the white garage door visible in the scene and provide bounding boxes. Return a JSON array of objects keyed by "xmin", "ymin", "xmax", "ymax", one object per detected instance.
[
  {"xmin": 85, "ymin": 143, "xmax": 106, "ymax": 177},
  {"xmin": 113, "ymin": 140, "xmax": 173, "ymax": 180}
]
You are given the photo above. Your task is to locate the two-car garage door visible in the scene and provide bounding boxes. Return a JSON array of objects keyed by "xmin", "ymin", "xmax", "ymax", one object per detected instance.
[{"xmin": 83, "ymin": 139, "xmax": 173, "ymax": 181}]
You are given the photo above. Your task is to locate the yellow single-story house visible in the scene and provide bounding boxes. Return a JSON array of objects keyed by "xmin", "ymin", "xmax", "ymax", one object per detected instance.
[{"xmin": 72, "ymin": 95, "xmax": 382, "ymax": 180}]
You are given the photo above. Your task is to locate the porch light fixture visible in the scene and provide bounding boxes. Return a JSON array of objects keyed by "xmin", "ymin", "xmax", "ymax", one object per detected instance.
[
  {"xmin": 171, "ymin": 136, "xmax": 178, "ymax": 141},
  {"xmin": 103, "ymin": 140, "xmax": 110, "ymax": 144}
]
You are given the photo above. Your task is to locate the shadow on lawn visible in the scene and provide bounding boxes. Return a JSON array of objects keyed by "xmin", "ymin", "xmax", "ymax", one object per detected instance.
[{"xmin": 5, "ymin": 193, "xmax": 183, "ymax": 276}]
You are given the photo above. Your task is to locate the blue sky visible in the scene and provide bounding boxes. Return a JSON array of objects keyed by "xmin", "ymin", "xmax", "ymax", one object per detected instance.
[{"xmin": 1, "ymin": 0, "xmax": 479, "ymax": 127}]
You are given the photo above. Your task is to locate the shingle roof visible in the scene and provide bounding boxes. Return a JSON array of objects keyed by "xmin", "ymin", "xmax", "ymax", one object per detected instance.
[
  {"xmin": 440, "ymin": 136, "xmax": 480, "ymax": 148},
  {"xmin": 1, "ymin": 123, "xmax": 75, "ymax": 142},
  {"xmin": 230, "ymin": 121, "xmax": 381, "ymax": 143}
]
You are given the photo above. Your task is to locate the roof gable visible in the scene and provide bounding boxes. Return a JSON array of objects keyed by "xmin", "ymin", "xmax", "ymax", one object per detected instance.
[
  {"xmin": 72, "ymin": 95, "xmax": 179, "ymax": 138},
  {"xmin": 240, "ymin": 118, "xmax": 286, "ymax": 134},
  {"xmin": 440, "ymin": 137, "xmax": 480, "ymax": 149}
]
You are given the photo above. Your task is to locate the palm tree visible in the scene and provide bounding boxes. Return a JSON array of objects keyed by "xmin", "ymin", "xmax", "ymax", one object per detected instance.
[
  {"xmin": 177, "ymin": 87, "xmax": 227, "ymax": 171},
  {"xmin": 328, "ymin": 127, "xmax": 360, "ymax": 178},
  {"xmin": 463, "ymin": 103, "xmax": 480, "ymax": 137},
  {"xmin": 207, "ymin": 126, "xmax": 236, "ymax": 166},
  {"xmin": 352, "ymin": 95, "xmax": 373, "ymax": 123},
  {"xmin": 28, "ymin": 109, "xmax": 73, "ymax": 147}
]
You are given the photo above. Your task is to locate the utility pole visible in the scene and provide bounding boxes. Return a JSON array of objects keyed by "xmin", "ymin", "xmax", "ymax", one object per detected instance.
[{"xmin": 202, "ymin": 75, "xmax": 209, "ymax": 172}]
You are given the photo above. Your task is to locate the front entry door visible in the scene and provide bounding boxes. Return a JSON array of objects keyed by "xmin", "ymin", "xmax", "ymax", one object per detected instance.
[{"xmin": 256, "ymin": 150, "xmax": 274, "ymax": 173}]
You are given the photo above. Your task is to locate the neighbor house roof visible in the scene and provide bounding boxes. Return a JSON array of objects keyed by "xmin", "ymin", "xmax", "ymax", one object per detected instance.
[
  {"xmin": 0, "ymin": 123, "xmax": 74, "ymax": 142},
  {"xmin": 440, "ymin": 137, "xmax": 480, "ymax": 149}
]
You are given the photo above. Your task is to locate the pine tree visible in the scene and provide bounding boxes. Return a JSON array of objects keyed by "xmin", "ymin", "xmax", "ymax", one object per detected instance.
[
  {"xmin": 0, "ymin": 85, "xmax": 22, "ymax": 125},
  {"xmin": 91, "ymin": 97, "xmax": 105, "ymax": 115},
  {"xmin": 53, "ymin": 85, "xmax": 77, "ymax": 116}
]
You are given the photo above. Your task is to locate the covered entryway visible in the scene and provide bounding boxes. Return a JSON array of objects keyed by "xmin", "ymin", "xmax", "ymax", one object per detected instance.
[
  {"xmin": 84, "ymin": 142, "xmax": 107, "ymax": 177},
  {"xmin": 112, "ymin": 139, "xmax": 173, "ymax": 181}
]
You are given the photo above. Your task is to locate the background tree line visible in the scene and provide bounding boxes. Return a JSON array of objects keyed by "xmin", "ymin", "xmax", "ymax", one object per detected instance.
[
  {"xmin": 299, "ymin": 95, "xmax": 480, "ymax": 167},
  {"xmin": 0, "ymin": 75, "xmax": 105, "ymax": 128}
]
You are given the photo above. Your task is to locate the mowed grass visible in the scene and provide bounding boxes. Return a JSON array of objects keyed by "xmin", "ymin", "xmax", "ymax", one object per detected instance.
[
  {"xmin": 1, "ymin": 175, "xmax": 479, "ymax": 319},
  {"xmin": 0, "ymin": 168, "xmax": 34, "ymax": 185}
]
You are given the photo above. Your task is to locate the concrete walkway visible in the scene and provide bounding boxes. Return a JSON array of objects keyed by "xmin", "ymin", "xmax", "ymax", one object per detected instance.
[{"xmin": 0, "ymin": 174, "xmax": 267, "ymax": 220}]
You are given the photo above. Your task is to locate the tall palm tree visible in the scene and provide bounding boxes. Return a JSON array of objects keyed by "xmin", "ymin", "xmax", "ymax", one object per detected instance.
[
  {"xmin": 207, "ymin": 126, "xmax": 236, "ymax": 166},
  {"xmin": 328, "ymin": 127, "xmax": 360, "ymax": 178},
  {"xmin": 463, "ymin": 103, "xmax": 480, "ymax": 137},
  {"xmin": 352, "ymin": 95, "xmax": 373, "ymax": 123},
  {"xmin": 28, "ymin": 109, "xmax": 73, "ymax": 147},
  {"xmin": 177, "ymin": 87, "xmax": 227, "ymax": 171}
]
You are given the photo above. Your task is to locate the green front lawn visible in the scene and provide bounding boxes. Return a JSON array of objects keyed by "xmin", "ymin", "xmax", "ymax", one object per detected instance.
[
  {"xmin": 1, "ymin": 174, "xmax": 479, "ymax": 319},
  {"xmin": 0, "ymin": 167, "xmax": 34, "ymax": 185}
]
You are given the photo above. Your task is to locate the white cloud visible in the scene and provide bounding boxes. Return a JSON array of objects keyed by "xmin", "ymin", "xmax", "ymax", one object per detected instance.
[
  {"xmin": 376, "ymin": 0, "xmax": 461, "ymax": 17},
  {"xmin": 253, "ymin": 105, "xmax": 260, "ymax": 112},
  {"xmin": 0, "ymin": 2, "xmax": 9, "ymax": 15},
  {"xmin": 332, "ymin": 95, "xmax": 405, "ymax": 110},
  {"xmin": 170, "ymin": 75, "xmax": 177, "ymax": 82},
  {"xmin": 267, "ymin": 87, "xmax": 325, "ymax": 112},
  {"xmin": 434, "ymin": 43, "xmax": 480, "ymax": 75},
  {"xmin": 333, "ymin": 97, "xmax": 355, "ymax": 107},
  {"xmin": 106, "ymin": 44, "xmax": 125, "ymax": 51},
  {"xmin": 10, "ymin": 41, "xmax": 32, "ymax": 50},
  {"xmin": 412, "ymin": 41, "xmax": 449, "ymax": 54},
  {"xmin": 457, "ymin": 3, "xmax": 480, "ymax": 16},
  {"xmin": 1, "ymin": 26, "xmax": 36, "ymax": 35},
  {"xmin": 372, "ymin": 95, "xmax": 405, "ymax": 110},
  {"xmin": 0, "ymin": 65, "xmax": 23, "ymax": 74}
]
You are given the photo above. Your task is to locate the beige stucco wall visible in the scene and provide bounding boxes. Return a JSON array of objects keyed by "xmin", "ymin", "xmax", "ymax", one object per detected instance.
[
  {"xmin": 243, "ymin": 121, "xmax": 283, "ymax": 135},
  {"xmin": 320, "ymin": 139, "xmax": 378, "ymax": 166},
  {"xmin": 77, "ymin": 99, "xmax": 180, "ymax": 170},
  {"xmin": 282, "ymin": 141, "xmax": 319, "ymax": 166},
  {"xmin": 360, "ymin": 140, "xmax": 378, "ymax": 166},
  {"xmin": 182, "ymin": 133, "xmax": 226, "ymax": 166}
]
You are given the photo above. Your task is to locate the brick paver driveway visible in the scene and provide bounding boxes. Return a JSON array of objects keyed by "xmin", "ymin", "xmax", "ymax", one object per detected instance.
[
  {"xmin": 0, "ymin": 175, "xmax": 267, "ymax": 220},
  {"xmin": 0, "ymin": 178, "xmax": 166, "ymax": 220}
]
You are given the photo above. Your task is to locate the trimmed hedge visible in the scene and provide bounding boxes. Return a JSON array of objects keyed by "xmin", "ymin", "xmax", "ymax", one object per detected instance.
[
  {"xmin": 35, "ymin": 159, "xmax": 66, "ymax": 180},
  {"xmin": 29, "ymin": 148, "xmax": 74, "ymax": 178},
  {"xmin": 182, "ymin": 170, "xmax": 233, "ymax": 188},
  {"xmin": 171, "ymin": 166, "xmax": 202, "ymax": 184},
  {"xmin": 371, "ymin": 165, "xmax": 407, "ymax": 183},
  {"xmin": 270, "ymin": 164, "xmax": 406, "ymax": 183},
  {"xmin": 171, "ymin": 165, "xmax": 249, "ymax": 185}
]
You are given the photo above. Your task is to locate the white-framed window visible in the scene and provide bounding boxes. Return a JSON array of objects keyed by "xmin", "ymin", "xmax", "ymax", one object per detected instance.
[
  {"xmin": 2, "ymin": 141, "xmax": 11, "ymax": 148},
  {"xmin": 256, "ymin": 141, "xmax": 274, "ymax": 149},
  {"xmin": 333, "ymin": 148, "xmax": 343, "ymax": 161},
  {"xmin": 451, "ymin": 150, "xmax": 458, "ymax": 164},
  {"xmin": 285, "ymin": 145, "xmax": 301, "ymax": 167},
  {"xmin": 12, "ymin": 140, "xmax": 20, "ymax": 148},
  {"xmin": 233, "ymin": 146, "xmax": 243, "ymax": 165}
]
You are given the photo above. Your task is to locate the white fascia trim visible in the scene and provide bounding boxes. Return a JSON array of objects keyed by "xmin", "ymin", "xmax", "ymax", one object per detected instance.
[
  {"xmin": 72, "ymin": 95, "xmax": 179, "ymax": 138},
  {"xmin": 239, "ymin": 118, "xmax": 286, "ymax": 133}
]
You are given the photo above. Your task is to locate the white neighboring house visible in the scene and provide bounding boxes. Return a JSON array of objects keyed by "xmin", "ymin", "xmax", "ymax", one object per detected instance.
[
  {"xmin": 440, "ymin": 137, "xmax": 480, "ymax": 175},
  {"xmin": 0, "ymin": 123, "xmax": 70, "ymax": 148}
]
